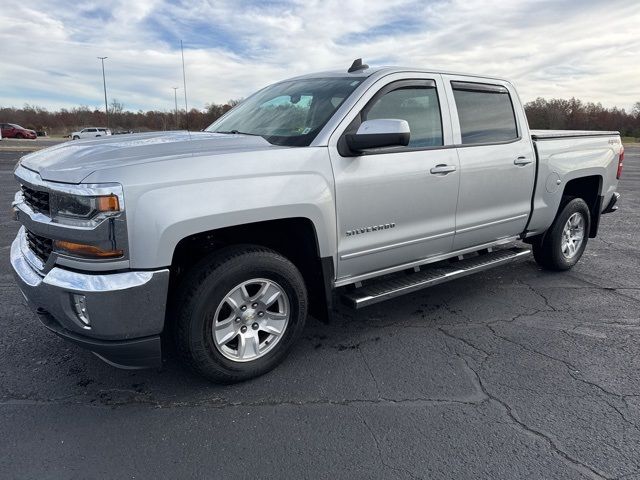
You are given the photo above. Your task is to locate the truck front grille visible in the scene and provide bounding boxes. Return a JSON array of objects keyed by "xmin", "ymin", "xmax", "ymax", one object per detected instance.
[
  {"xmin": 21, "ymin": 185, "xmax": 50, "ymax": 214},
  {"xmin": 25, "ymin": 229, "xmax": 53, "ymax": 264}
]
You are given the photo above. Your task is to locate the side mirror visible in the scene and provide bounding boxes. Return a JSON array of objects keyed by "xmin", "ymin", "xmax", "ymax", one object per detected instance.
[{"xmin": 345, "ymin": 119, "xmax": 410, "ymax": 154}]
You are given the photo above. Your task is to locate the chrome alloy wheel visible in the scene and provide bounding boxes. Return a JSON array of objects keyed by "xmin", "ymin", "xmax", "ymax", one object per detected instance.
[
  {"xmin": 561, "ymin": 212, "xmax": 585, "ymax": 259},
  {"xmin": 212, "ymin": 278, "xmax": 290, "ymax": 362}
]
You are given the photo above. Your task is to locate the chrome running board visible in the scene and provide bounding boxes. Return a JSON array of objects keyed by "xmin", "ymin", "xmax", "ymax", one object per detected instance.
[{"xmin": 341, "ymin": 247, "xmax": 531, "ymax": 309}]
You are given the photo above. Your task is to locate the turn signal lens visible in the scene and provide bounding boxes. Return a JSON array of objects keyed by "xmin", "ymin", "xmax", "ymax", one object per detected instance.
[
  {"xmin": 96, "ymin": 195, "xmax": 120, "ymax": 212},
  {"xmin": 617, "ymin": 146, "xmax": 624, "ymax": 180},
  {"xmin": 54, "ymin": 240, "xmax": 123, "ymax": 259}
]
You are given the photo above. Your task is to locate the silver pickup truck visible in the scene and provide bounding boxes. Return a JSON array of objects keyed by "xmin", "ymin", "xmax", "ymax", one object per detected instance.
[{"xmin": 10, "ymin": 60, "xmax": 623, "ymax": 383}]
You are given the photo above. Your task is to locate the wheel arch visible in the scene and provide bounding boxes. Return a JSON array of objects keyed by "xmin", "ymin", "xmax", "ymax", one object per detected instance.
[
  {"xmin": 169, "ymin": 217, "xmax": 335, "ymax": 323},
  {"xmin": 561, "ymin": 175, "xmax": 603, "ymax": 238}
]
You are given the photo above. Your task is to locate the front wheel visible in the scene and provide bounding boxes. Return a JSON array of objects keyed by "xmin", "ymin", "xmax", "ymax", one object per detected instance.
[
  {"xmin": 15, "ymin": 133, "xmax": 24, "ymax": 139},
  {"xmin": 532, "ymin": 198, "xmax": 590, "ymax": 271},
  {"xmin": 72, "ymin": 135, "xmax": 79, "ymax": 140},
  {"xmin": 174, "ymin": 246, "xmax": 308, "ymax": 383}
]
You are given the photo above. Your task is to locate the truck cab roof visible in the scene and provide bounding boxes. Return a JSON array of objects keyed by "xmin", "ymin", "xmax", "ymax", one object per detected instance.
[{"xmin": 288, "ymin": 65, "xmax": 513, "ymax": 85}]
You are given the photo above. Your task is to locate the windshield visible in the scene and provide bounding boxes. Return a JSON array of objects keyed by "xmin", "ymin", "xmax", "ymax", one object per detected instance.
[{"xmin": 206, "ymin": 77, "xmax": 363, "ymax": 146}]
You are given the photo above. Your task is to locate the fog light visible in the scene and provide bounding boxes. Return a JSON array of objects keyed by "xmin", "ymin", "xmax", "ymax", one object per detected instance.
[{"xmin": 72, "ymin": 294, "xmax": 91, "ymax": 328}]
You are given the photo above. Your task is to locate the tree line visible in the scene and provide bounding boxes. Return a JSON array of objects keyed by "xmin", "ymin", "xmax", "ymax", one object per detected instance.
[
  {"xmin": 525, "ymin": 98, "xmax": 640, "ymax": 138},
  {"xmin": 1, "ymin": 97, "xmax": 639, "ymax": 138},
  {"xmin": 0, "ymin": 99, "xmax": 239, "ymax": 135}
]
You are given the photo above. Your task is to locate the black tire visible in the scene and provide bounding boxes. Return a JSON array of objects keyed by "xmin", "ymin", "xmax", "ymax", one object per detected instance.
[
  {"xmin": 174, "ymin": 245, "xmax": 308, "ymax": 383},
  {"xmin": 15, "ymin": 133, "xmax": 24, "ymax": 139},
  {"xmin": 532, "ymin": 198, "xmax": 590, "ymax": 271},
  {"xmin": 72, "ymin": 135, "xmax": 79, "ymax": 140}
]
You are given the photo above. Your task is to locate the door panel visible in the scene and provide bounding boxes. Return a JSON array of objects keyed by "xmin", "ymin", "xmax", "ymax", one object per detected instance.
[
  {"xmin": 331, "ymin": 149, "xmax": 459, "ymax": 279},
  {"xmin": 329, "ymin": 76, "xmax": 459, "ymax": 281},
  {"xmin": 443, "ymin": 75, "xmax": 536, "ymax": 250},
  {"xmin": 453, "ymin": 140, "xmax": 534, "ymax": 249}
]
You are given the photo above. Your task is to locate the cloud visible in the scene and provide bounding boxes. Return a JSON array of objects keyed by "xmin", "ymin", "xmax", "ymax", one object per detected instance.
[{"xmin": 0, "ymin": 0, "xmax": 638, "ymax": 111}]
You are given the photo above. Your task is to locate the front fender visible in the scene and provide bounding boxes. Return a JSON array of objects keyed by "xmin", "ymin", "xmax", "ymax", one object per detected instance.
[{"xmin": 128, "ymin": 172, "xmax": 336, "ymax": 269}]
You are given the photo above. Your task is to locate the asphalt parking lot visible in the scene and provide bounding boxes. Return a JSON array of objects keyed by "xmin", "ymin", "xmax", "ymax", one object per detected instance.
[{"xmin": 1, "ymin": 144, "xmax": 639, "ymax": 479}]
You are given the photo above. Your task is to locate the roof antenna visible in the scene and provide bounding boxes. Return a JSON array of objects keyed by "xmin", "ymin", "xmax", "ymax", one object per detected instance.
[{"xmin": 348, "ymin": 58, "xmax": 369, "ymax": 73}]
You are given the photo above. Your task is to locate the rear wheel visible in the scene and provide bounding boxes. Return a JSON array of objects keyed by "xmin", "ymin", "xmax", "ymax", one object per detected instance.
[
  {"xmin": 532, "ymin": 198, "xmax": 590, "ymax": 271},
  {"xmin": 174, "ymin": 246, "xmax": 308, "ymax": 383}
]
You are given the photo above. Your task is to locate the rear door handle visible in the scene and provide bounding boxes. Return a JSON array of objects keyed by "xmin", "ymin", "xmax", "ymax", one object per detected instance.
[
  {"xmin": 430, "ymin": 164, "xmax": 457, "ymax": 175},
  {"xmin": 514, "ymin": 156, "xmax": 533, "ymax": 166}
]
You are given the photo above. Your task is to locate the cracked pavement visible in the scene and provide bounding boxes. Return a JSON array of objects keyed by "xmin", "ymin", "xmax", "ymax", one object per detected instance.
[{"xmin": 1, "ymin": 146, "xmax": 639, "ymax": 479}]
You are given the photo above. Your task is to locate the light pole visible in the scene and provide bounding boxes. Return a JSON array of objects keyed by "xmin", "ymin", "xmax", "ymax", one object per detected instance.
[
  {"xmin": 172, "ymin": 87, "xmax": 179, "ymax": 129},
  {"xmin": 97, "ymin": 57, "xmax": 109, "ymax": 128},
  {"xmin": 180, "ymin": 40, "xmax": 188, "ymax": 130}
]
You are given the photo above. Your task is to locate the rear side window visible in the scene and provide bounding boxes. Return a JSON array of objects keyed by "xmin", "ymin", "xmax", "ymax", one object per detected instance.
[
  {"xmin": 452, "ymin": 82, "xmax": 518, "ymax": 144},
  {"xmin": 364, "ymin": 84, "xmax": 443, "ymax": 148}
]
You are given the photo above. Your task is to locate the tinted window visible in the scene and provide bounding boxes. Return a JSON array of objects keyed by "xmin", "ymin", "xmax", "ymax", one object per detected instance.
[
  {"xmin": 452, "ymin": 83, "xmax": 518, "ymax": 144},
  {"xmin": 364, "ymin": 86, "xmax": 443, "ymax": 147}
]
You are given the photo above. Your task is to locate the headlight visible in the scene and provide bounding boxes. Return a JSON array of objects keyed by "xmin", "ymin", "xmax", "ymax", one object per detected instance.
[
  {"xmin": 47, "ymin": 185, "xmax": 126, "ymax": 259},
  {"xmin": 48, "ymin": 187, "xmax": 125, "ymax": 258},
  {"xmin": 52, "ymin": 193, "xmax": 120, "ymax": 219},
  {"xmin": 49, "ymin": 185, "xmax": 123, "ymax": 227}
]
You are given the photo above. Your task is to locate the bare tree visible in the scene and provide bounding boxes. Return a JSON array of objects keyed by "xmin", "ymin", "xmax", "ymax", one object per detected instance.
[{"xmin": 109, "ymin": 99, "xmax": 124, "ymax": 115}]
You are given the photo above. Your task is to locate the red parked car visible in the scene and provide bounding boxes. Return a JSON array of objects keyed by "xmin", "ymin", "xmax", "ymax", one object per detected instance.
[{"xmin": 0, "ymin": 123, "xmax": 37, "ymax": 139}]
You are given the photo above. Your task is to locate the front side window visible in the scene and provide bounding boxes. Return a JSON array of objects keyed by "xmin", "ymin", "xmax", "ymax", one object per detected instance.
[
  {"xmin": 363, "ymin": 84, "xmax": 443, "ymax": 148},
  {"xmin": 452, "ymin": 82, "xmax": 518, "ymax": 144},
  {"xmin": 207, "ymin": 77, "xmax": 363, "ymax": 147}
]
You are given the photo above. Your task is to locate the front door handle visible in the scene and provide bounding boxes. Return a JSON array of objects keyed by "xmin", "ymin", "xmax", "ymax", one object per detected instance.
[
  {"xmin": 430, "ymin": 164, "xmax": 457, "ymax": 175},
  {"xmin": 514, "ymin": 156, "xmax": 533, "ymax": 166}
]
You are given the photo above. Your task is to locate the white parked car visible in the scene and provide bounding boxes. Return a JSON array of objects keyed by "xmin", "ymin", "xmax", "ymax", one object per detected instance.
[{"xmin": 71, "ymin": 127, "xmax": 112, "ymax": 140}]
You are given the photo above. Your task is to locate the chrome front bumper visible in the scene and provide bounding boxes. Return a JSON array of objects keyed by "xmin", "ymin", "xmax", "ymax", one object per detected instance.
[{"xmin": 10, "ymin": 233, "xmax": 170, "ymax": 368}]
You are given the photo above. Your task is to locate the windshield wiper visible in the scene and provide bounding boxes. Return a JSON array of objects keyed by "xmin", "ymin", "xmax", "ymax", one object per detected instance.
[{"xmin": 216, "ymin": 130, "xmax": 263, "ymax": 137}]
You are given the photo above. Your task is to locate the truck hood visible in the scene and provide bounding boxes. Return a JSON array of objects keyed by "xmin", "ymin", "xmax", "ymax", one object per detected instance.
[{"xmin": 19, "ymin": 131, "xmax": 279, "ymax": 183}]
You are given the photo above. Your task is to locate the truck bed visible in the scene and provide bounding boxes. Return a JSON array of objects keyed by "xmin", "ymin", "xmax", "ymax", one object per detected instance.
[{"xmin": 526, "ymin": 129, "xmax": 621, "ymax": 236}]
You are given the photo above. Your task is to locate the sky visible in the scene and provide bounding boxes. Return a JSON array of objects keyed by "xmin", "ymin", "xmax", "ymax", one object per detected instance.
[{"xmin": 1, "ymin": 0, "xmax": 639, "ymax": 112}]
